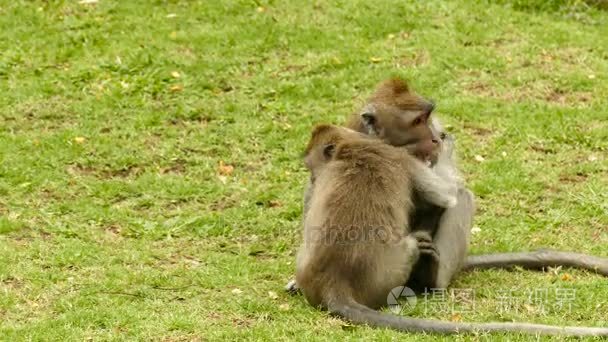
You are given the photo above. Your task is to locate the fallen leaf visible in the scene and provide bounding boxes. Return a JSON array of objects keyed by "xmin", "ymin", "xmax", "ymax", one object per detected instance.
[
  {"xmin": 231, "ymin": 288, "xmax": 243, "ymax": 295},
  {"xmin": 218, "ymin": 161, "xmax": 234, "ymax": 176},
  {"xmin": 561, "ymin": 273, "xmax": 573, "ymax": 281},
  {"xmin": 79, "ymin": 0, "xmax": 98, "ymax": 4},
  {"xmin": 268, "ymin": 200, "xmax": 282, "ymax": 208},
  {"xmin": 387, "ymin": 33, "xmax": 396, "ymax": 40},
  {"xmin": 74, "ymin": 137, "xmax": 86, "ymax": 144},
  {"xmin": 166, "ymin": 13, "xmax": 177, "ymax": 18},
  {"xmin": 256, "ymin": 7, "xmax": 265, "ymax": 12},
  {"xmin": 471, "ymin": 226, "xmax": 482, "ymax": 234},
  {"xmin": 474, "ymin": 155, "xmax": 485, "ymax": 162},
  {"xmin": 588, "ymin": 74, "xmax": 596, "ymax": 79},
  {"xmin": 588, "ymin": 155, "xmax": 598, "ymax": 162},
  {"xmin": 370, "ymin": 57, "xmax": 383, "ymax": 63},
  {"xmin": 268, "ymin": 291, "xmax": 278, "ymax": 300},
  {"xmin": 170, "ymin": 84, "xmax": 183, "ymax": 92},
  {"xmin": 279, "ymin": 303, "xmax": 290, "ymax": 311},
  {"xmin": 450, "ymin": 313, "xmax": 462, "ymax": 322},
  {"xmin": 170, "ymin": 71, "xmax": 181, "ymax": 79},
  {"xmin": 501, "ymin": 151, "xmax": 507, "ymax": 157}
]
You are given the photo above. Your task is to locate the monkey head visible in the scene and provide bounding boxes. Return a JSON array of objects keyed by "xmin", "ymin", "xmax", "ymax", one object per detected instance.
[
  {"xmin": 355, "ymin": 78, "xmax": 441, "ymax": 165},
  {"xmin": 304, "ymin": 124, "xmax": 366, "ymax": 179}
]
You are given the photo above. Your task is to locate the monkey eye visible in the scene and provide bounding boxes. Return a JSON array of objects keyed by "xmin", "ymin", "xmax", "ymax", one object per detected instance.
[
  {"xmin": 440, "ymin": 132, "xmax": 447, "ymax": 140},
  {"xmin": 412, "ymin": 117, "xmax": 423, "ymax": 126},
  {"xmin": 323, "ymin": 144, "xmax": 335, "ymax": 159}
]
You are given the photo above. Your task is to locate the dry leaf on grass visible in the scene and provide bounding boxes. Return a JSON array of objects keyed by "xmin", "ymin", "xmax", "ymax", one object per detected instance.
[
  {"xmin": 218, "ymin": 161, "xmax": 234, "ymax": 176},
  {"xmin": 268, "ymin": 200, "xmax": 282, "ymax": 208}
]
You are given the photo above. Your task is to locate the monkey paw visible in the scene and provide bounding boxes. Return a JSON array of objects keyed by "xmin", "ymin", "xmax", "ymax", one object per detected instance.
[
  {"xmin": 285, "ymin": 279, "xmax": 300, "ymax": 295},
  {"xmin": 411, "ymin": 231, "xmax": 440, "ymax": 261}
]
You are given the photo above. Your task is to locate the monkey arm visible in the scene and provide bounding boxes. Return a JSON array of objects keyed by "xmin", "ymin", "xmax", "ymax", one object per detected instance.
[
  {"xmin": 463, "ymin": 250, "xmax": 608, "ymax": 276},
  {"xmin": 430, "ymin": 188, "xmax": 474, "ymax": 288}
]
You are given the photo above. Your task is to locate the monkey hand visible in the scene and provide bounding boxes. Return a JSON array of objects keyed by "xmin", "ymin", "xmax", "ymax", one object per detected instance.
[{"xmin": 411, "ymin": 230, "xmax": 440, "ymax": 261}]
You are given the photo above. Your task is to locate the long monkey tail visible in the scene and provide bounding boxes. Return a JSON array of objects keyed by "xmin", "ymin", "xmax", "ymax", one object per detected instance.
[
  {"xmin": 463, "ymin": 250, "xmax": 608, "ymax": 276},
  {"xmin": 327, "ymin": 296, "xmax": 608, "ymax": 337}
]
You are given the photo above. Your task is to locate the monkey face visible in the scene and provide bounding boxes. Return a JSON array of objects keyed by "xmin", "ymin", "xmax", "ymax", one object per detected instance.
[
  {"xmin": 358, "ymin": 77, "xmax": 441, "ymax": 165},
  {"xmin": 406, "ymin": 139, "xmax": 440, "ymax": 166}
]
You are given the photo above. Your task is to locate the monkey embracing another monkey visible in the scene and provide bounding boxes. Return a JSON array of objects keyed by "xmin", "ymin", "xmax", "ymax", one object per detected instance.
[{"xmin": 295, "ymin": 124, "xmax": 608, "ymax": 337}]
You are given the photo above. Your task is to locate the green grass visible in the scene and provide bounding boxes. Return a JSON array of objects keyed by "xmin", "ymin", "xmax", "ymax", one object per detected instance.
[{"xmin": 1, "ymin": 0, "xmax": 607, "ymax": 340}]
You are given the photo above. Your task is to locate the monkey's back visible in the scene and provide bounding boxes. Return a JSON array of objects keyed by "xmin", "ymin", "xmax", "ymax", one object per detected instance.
[{"xmin": 297, "ymin": 140, "xmax": 417, "ymax": 308}]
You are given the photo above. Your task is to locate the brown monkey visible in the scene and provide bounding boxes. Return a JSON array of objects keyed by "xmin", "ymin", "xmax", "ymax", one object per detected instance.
[
  {"xmin": 295, "ymin": 124, "xmax": 608, "ymax": 336},
  {"xmin": 297, "ymin": 124, "xmax": 456, "ymax": 310}
]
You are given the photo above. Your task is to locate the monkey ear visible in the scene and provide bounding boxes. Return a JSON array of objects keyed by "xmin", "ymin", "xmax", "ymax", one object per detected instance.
[
  {"xmin": 322, "ymin": 144, "xmax": 335, "ymax": 159},
  {"xmin": 360, "ymin": 104, "xmax": 378, "ymax": 135}
]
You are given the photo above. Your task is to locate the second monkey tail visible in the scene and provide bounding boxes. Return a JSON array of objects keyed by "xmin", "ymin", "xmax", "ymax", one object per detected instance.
[
  {"xmin": 326, "ymin": 295, "xmax": 608, "ymax": 336},
  {"xmin": 463, "ymin": 250, "xmax": 608, "ymax": 276}
]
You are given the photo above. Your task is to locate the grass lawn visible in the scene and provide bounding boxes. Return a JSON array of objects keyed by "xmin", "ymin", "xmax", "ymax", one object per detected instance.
[{"xmin": 1, "ymin": 0, "xmax": 607, "ymax": 340}]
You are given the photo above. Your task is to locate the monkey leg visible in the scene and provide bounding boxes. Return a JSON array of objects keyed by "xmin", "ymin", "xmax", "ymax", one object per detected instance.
[
  {"xmin": 463, "ymin": 250, "xmax": 608, "ymax": 276},
  {"xmin": 408, "ymin": 188, "xmax": 474, "ymax": 291},
  {"xmin": 432, "ymin": 188, "xmax": 474, "ymax": 288},
  {"xmin": 285, "ymin": 278, "xmax": 300, "ymax": 295}
]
